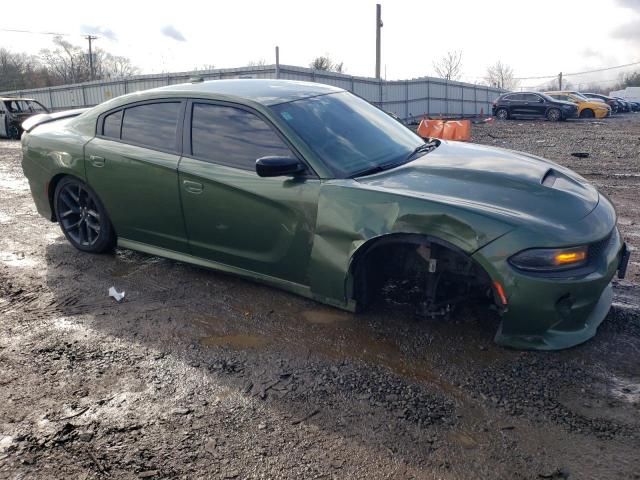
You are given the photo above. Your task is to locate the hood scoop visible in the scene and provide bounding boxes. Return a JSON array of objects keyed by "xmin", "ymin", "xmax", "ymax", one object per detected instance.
[{"xmin": 541, "ymin": 168, "xmax": 587, "ymax": 196}]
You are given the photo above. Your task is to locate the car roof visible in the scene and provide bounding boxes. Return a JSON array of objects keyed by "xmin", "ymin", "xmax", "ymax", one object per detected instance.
[
  {"xmin": 0, "ymin": 97, "xmax": 36, "ymax": 101},
  {"xmin": 150, "ymin": 79, "xmax": 345, "ymax": 106}
]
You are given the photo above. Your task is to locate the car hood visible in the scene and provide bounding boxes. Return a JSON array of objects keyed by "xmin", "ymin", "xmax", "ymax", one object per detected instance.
[
  {"xmin": 555, "ymin": 100, "xmax": 578, "ymax": 108},
  {"xmin": 355, "ymin": 141, "xmax": 599, "ymax": 227}
]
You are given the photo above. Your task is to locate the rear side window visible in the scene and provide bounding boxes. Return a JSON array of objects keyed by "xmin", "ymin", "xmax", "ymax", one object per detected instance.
[
  {"xmin": 121, "ymin": 102, "xmax": 181, "ymax": 151},
  {"xmin": 103, "ymin": 110, "xmax": 122, "ymax": 139},
  {"xmin": 190, "ymin": 103, "xmax": 292, "ymax": 170}
]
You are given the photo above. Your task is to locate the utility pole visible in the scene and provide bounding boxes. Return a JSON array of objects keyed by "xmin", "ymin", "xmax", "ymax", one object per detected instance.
[
  {"xmin": 275, "ymin": 46, "xmax": 280, "ymax": 79},
  {"xmin": 558, "ymin": 71, "xmax": 563, "ymax": 90},
  {"xmin": 85, "ymin": 35, "xmax": 98, "ymax": 80},
  {"xmin": 375, "ymin": 4, "xmax": 383, "ymax": 79}
]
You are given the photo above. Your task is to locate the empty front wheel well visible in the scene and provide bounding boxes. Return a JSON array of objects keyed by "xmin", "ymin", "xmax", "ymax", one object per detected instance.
[{"xmin": 349, "ymin": 234, "xmax": 495, "ymax": 314}]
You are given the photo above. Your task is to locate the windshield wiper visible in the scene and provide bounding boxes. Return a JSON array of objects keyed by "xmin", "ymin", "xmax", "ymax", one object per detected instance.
[
  {"xmin": 349, "ymin": 161, "xmax": 405, "ymax": 178},
  {"xmin": 350, "ymin": 141, "xmax": 440, "ymax": 179},
  {"xmin": 405, "ymin": 140, "xmax": 439, "ymax": 162}
]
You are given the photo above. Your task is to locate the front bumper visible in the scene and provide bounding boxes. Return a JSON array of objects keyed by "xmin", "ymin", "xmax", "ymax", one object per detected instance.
[
  {"xmin": 562, "ymin": 108, "xmax": 579, "ymax": 119},
  {"xmin": 473, "ymin": 204, "xmax": 626, "ymax": 350}
]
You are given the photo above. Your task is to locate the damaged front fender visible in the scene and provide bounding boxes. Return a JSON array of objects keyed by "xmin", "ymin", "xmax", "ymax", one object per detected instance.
[{"xmin": 307, "ymin": 180, "xmax": 514, "ymax": 307}]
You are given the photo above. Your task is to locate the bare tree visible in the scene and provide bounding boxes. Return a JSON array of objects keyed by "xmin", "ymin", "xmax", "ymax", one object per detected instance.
[
  {"xmin": 192, "ymin": 63, "xmax": 216, "ymax": 72},
  {"xmin": 247, "ymin": 59, "xmax": 267, "ymax": 67},
  {"xmin": 39, "ymin": 37, "xmax": 84, "ymax": 84},
  {"xmin": 612, "ymin": 70, "xmax": 640, "ymax": 91},
  {"xmin": 485, "ymin": 61, "xmax": 518, "ymax": 90},
  {"xmin": 432, "ymin": 50, "xmax": 463, "ymax": 81},
  {"xmin": 310, "ymin": 56, "xmax": 344, "ymax": 73},
  {"xmin": 0, "ymin": 40, "xmax": 138, "ymax": 91},
  {"xmin": 38, "ymin": 37, "xmax": 138, "ymax": 84},
  {"xmin": 97, "ymin": 52, "xmax": 139, "ymax": 79}
]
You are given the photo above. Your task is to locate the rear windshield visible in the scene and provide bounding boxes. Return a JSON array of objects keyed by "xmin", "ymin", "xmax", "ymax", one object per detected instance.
[{"xmin": 270, "ymin": 92, "xmax": 424, "ymax": 178}]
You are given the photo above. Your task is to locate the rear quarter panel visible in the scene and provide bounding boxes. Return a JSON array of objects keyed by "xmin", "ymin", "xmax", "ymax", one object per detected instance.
[{"xmin": 21, "ymin": 120, "xmax": 93, "ymax": 220}]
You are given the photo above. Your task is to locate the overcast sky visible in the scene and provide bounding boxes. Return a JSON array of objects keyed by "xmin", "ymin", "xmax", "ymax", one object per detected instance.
[{"xmin": 1, "ymin": 0, "xmax": 639, "ymax": 88}]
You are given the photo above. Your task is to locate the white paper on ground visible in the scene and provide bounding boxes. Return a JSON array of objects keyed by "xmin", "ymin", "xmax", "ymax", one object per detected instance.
[{"xmin": 108, "ymin": 286, "xmax": 125, "ymax": 303}]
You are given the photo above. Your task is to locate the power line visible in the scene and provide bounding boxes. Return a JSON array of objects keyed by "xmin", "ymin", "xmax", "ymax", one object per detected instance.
[
  {"xmin": 0, "ymin": 27, "xmax": 73, "ymax": 36},
  {"xmin": 564, "ymin": 61, "xmax": 640, "ymax": 76},
  {"xmin": 515, "ymin": 60, "xmax": 640, "ymax": 80}
]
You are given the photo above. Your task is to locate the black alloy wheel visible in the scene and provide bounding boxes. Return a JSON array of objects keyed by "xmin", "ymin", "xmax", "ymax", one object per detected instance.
[{"xmin": 54, "ymin": 177, "xmax": 116, "ymax": 253}]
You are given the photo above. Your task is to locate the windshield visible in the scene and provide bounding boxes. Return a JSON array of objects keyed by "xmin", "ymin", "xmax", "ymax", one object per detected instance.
[
  {"xmin": 538, "ymin": 93, "xmax": 558, "ymax": 102},
  {"xmin": 270, "ymin": 92, "xmax": 425, "ymax": 178},
  {"xmin": 571, "ymin": 92, "xmax": 589, "ymax": 101}
]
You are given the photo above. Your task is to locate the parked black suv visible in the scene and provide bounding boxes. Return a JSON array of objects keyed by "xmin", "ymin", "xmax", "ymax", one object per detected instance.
[
  {"xmin": 492, "ymin": 92, "xmax": 578, "ymax": 121},
  {"xmin": 583, "ymin": 93, "xmax": 620, "ymax": 114}
]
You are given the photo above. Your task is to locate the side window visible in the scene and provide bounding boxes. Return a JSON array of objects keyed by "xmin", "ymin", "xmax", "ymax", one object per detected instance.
[
  {"xmin": 121, "ymin": 102, "xmax": 181, "ymax": 151},
  {"xmin": 190, "ymin": 103, "xmax": 293, "ymax": 170},
  {"xmin": 102, "ymin": 110, "xmax": 122, "ymax": 139}
]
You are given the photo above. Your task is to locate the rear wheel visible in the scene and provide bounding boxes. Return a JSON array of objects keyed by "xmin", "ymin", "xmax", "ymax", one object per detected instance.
[
  {"xmin": 580, "ymin": 109, "xmax": 594, "ymax": 119},
  {"xmin": 495, "ymin": 108, "xmax": 509, "ymax": 120},
  {"xmin": 546, "ymin": 108, "xmax": 561, "ymax": 122},
  {"xmin": 54, "ymin": 177, "xmax": 116, "ymax": 253},
  {"xmin": 8, "ymin": 124, "xmax": 20, "ymax": 140}
]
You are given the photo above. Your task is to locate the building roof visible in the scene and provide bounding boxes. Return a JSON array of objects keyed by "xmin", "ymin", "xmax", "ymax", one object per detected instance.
[{"xmin": 152, "ymin": 79, "xmax": 344, "ymax": 105}]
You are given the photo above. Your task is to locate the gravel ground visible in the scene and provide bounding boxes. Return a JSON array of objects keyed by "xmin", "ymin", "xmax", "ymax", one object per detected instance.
[{"xmin": 1, "ymin": 115, "xmax": 639, "ymax": 479}]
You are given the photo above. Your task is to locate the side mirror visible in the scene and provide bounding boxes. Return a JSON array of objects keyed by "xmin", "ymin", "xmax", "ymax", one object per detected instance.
[
  {"xmin": 538, "ymin": 98, "xmax": 545, "ymax": 103},
  {"xmin": 255, "ymin": 156, "xmax": 304, "ymax": 177}
]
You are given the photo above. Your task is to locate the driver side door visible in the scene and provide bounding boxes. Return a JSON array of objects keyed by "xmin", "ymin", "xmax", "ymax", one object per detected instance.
[{"xmin": 178, "ymin": 100, "xmax": 321, "ymax": 286}]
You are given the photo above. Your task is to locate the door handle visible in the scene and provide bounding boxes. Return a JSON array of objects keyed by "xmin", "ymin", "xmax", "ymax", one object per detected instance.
[
  {"xmin": 183, "ymin": 180, "xmax": 203, "ymax": 194},
  {"xmin": 89, "ymin": 155, "xmax": 105, "ymax": 167}
]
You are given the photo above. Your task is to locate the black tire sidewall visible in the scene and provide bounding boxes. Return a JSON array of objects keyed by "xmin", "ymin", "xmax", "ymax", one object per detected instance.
[
  {"xmin": 547, "ymin": 109, "xmax": 560, "ymax": 121},
  {"xmin": 8, "ymin": 124, "xmax": 20, "ymax": 140},
  {"xmin": 54, "ymin": 177, "xmax": 116, "ymax": 253}
]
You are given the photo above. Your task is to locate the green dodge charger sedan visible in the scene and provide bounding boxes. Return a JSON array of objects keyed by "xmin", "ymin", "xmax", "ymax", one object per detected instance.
[{"xmin": 20, "ymin": 79, "xmax": 630, "ymax": 350}]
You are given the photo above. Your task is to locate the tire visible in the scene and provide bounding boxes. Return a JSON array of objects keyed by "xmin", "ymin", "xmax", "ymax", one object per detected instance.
[
  {"xmin": 54, "ymin": 176, "xmax": 116, "ymax": 253},
  {"xmin": 546, "ymin": 108, "xmax": 561, "ymax": 122},
  {"xmin": 495, "ymin": 108, "xmax": 509, "ymax": 120},
  {"xmin": 580, "ymin": 109, "xmax": 594, "ymax": 119},
  {"xmin": 8, "ymin": 124, "xmax": 20, "ymax": 140}
]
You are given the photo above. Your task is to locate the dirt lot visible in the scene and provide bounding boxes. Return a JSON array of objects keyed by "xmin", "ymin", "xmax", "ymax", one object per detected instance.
[{"xmin": 1, "ymin": 115, "xmax": 639, "ymax": 479}]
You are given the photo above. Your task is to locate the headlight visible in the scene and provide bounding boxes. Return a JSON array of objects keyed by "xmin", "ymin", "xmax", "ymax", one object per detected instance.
[{"xmin": 509, "ymin": 246, "xmax": 588, "ymax": 272}]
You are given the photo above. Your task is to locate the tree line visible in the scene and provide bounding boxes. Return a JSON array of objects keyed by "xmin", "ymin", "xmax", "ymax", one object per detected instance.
[
  {"xmin": 309, "ymin": 52, "xmax": 519, "ymax": 90},
  {"xmin": 3, "ymin": 41, "xmax": 637, "ymax": 94},
  {"xmin": 0, "ymin": 37, "xmax": 138, "ymax": 92}
]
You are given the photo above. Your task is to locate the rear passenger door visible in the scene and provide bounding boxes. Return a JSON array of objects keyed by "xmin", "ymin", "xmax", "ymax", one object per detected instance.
[
  {"xmin": 178, "ymin": 100, "xmax": 321, "ymax": 285},
  {"xmin": 85, "ymin": 100, "xmax": 189, "ymax": 252},
  {"xmin": 505, "ymin": 94, "xmax": 525, "ymax": 116},
  {"xmin": 526, "ymin": 94, "xmax": 546, "ymax": 117}
]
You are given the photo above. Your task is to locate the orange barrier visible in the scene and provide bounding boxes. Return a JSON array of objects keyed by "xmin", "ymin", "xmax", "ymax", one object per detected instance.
[{"xmin": 416, "ymin": 119, "xmax": 471, "ymax": 141}]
